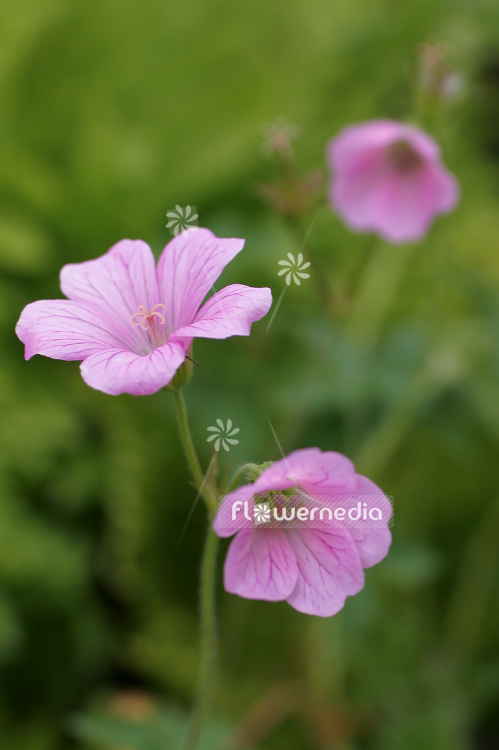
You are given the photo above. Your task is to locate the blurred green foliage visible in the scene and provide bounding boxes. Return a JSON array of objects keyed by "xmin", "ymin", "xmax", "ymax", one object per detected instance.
[{"xmin": 1, "ymin": 0, "xmax": 499, "ymax": 748}]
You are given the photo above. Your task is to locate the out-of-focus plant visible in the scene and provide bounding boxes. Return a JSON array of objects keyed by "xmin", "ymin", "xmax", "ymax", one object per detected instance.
[{"xmin": 2, "ymin": 2, "xmax": 499, "ymax": 749}]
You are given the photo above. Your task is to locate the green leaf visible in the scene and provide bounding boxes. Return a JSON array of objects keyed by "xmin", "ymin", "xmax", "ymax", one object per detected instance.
[{"xmin": 69, "ymin": 706, "xmax": 238, "ymax": 750}]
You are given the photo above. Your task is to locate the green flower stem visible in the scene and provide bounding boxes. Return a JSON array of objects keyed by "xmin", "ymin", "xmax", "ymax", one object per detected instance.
[
  {"xmin": 172, "ymin": 388, "xmax": 219, "ymax": 750},
  {"xmin": 344, "ymin": 241, "xmax": 413, "ymax": 347},
  {"xmin": 286, "ymin": 211, "xmax": 333, "ymax": 313},
  {"xmin": 173, "ymin": 389, "xmax": 216, "ymax": 513},
  {"xmin": 227, "ymin": 463, "xmax": 260, "ymax": 492},
  {"xmin": 181, "ymin": 523, "xmax": 219, "ymax": 750}
]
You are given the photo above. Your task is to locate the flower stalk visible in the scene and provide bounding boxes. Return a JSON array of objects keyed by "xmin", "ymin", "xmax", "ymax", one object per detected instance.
[
  {"xmin": 227, "ymin": 463, "xmax": 261, "ymax": 492},
  {"xmin": 172, "ymin": 389, "xmax": 217, "ymax": 513},
  {"xmin": 181, "ymin": 524, "xmax": 219, "ymax": 750},
  {"xmin": 172, "ymin": 388, "xmax": 219, "ymax": 750}
]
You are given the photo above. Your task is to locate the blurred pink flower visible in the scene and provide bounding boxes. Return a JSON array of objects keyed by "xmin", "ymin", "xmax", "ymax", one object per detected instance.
[
  {"xmin": 214, "ymin": 448, "xmax": 392, "ymax": 617},
  {"xmin": 328, "ymin": 119, "xmax": 459, "ymax": 243},
  {"xmin": 16, "ymin": 229, "xmax": 272, "ymax": 395}
]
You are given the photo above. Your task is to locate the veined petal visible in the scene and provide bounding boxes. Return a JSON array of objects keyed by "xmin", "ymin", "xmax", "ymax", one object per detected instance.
[
  {"xmin": 80, "ymin": 341, "xmax": 186, "ymax": 396},
  {"xmin": 171, "ymin": 284, "xmax": 272, "ymax": 341},
  {"xmin": 60, "ymin": 240, "xmax": 162, "ymax": 349},
  {"xmin": 345, "ymin": 475, "xmax": 393, "ymax": 567},
  {"xmin": 16, "ymin": 299, "xmax": 124, "ymax": 361},
  {"xmin": 224, "ymin": 528, "xmax": 298, "ymax": 601},
  {"xmin": 303, "ymin": 478, "xmax": 392, "ymax": 567},
  {"xmin": 156, "ymin": 229, "xmax": 245, "ymax": 331},
  {"xmin": 345, "ymin": 526, "xmax": 392, "ymax": 570},
  {"xmin": 253, "ymin": 448, "xmax": 356, "ymax": 495},
  {"xmin": 253, "ymin": 448, "xmax": 326, "ymax": 492},
  {"xmin": 285, "ymin": 528, "xmax": 364, "ymax": 617}
]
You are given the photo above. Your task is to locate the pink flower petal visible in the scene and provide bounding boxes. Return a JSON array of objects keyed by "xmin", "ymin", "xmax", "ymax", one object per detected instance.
[
  {"xmin": 402, "ymin": 124, "xmax": 441, "ymax": 162},
  {"xmin": 318, "ymin": 475, "xmax": 392, "ymax": 568},
  {"xmin": 346, "ymin": 526, "xmax": 392, "ymax": 569},
  {"xmin": 80, "ymin": 341, "xmax": 186, "ymax": 396},
  {"xmin": 17, "ymin": 231, "xmax": 271, "ymax": 395},
  {"xmin": 16, "ymin": 299, "xmax": 124, "ymax": 360},
  {"xmin": 368, "ymin": 162, "xmax": 459, "ymax": 243},
  {"xmin": 345, "ymin": 475, "xmax": 392, "ymax": 567},
  {"xmin": 330, "ymin": 120, "xmax": 439, "ymax": 173},
  {"xmin": 60, "ymin": 239, "xmax": 162, "ymax": 349},
  {"xmin": 172, "ymin": 284, "xmax": 272, "ymax": 342},
  {"xmin": 156, "ymin": 229, "xmax": 245, "ymax": 331},
  {"xmin": 253, "ymin": 448, "xmax": 356, "ymax": 495},
  {"xmin": 328, "ymin": 119, "xmax": 458, "ymax": 243},
  {"xmin": 418, "ymin": 162, "xmax": 459, "ymax": 214},
  {"xmin": 330, "ymin": 154, "xmax": 390, "ymax": 231},
  {"xmin": 224, "ymin": 528, "xmax": 298, "ymax": 601},
  {"xmin": 367, "ymin": 169, "xmax": 435, "ymax": 242},
  {"xmin": 285, "ymin": 528, "xmax": 364, "ymax": 617}
]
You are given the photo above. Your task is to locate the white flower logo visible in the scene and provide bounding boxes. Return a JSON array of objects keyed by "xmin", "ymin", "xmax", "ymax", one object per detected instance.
[
  {"xmin": 277, "ymin": 252, "xmax": 311, "ymax": 286},
  {"xmin": 254, "ymin": 502, "xmax": 272, "ymax": 524},
  {"xmin": 165, "ymin": 205, "xmax": 199, "ymax": 236},
  {"xmin": 206, "ymin": 419, "xmax": 240, "ymax": 452}
]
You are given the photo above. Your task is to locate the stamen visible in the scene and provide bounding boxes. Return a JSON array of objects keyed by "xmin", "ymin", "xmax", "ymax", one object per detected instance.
[{"xmin": 131, "ymin": 303, "xmax": 167, "ymax": 332}]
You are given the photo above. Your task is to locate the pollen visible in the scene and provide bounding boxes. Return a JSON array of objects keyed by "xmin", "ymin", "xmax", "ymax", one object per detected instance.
[{"xmin": 131, "ymin": 303, "xmax": 166, "ymax": 332}]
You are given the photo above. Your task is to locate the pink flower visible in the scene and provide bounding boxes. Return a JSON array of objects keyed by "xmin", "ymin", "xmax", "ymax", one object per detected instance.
[
  {"xmin": 328, "ymin": 119, "xmax": 459, "ymax": 243},
  {"xmin": 213, "ymin": 448, "xmax": 392, "ymax": 617},
  {"xmin": 16, "ymin": 229, "xmax": 272, "ymax": 395}
]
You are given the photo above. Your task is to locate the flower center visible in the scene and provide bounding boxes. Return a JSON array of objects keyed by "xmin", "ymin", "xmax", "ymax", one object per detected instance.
[
  {"xmin": 131, "ymin": 303, "xmax": 166, "ymax": 332},
  {"xmin": 386, "ymin": 140, "xmax": 423, "ymax": 172}
]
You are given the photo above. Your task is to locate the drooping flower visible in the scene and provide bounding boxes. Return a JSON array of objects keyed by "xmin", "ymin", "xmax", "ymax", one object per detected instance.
[
  {"xmin": 327, "ymin": 119, "xmax": 459, "ymax": 243},
  {"xmin": 16, "ymin": 229, "xmax": 272, "ymax": 395},
  {"xmin": 213, "ymin": 448, "xmax": 392, "ymax": 617}
]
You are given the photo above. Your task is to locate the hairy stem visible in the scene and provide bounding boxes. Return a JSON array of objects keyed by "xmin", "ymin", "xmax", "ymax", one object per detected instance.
[
  {"xmin": 181, "ymin": 523, "xmax": 219, "ymax": 750},
  {"xmin": 172, "ymin": 389, "xmax": 219, "ymax": 750},
  {"xmin": 173, "ymin": 389, "xmax": 216, "ymax": 513},
  {"xmin": 227, "ymin": 463, "xmax": 260, "ymax": 492}
]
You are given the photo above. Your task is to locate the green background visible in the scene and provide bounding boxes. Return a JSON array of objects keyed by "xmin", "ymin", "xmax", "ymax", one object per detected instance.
[{"xmin": 1, "ymin": 0, "xmax": 498, "ymax": 748}]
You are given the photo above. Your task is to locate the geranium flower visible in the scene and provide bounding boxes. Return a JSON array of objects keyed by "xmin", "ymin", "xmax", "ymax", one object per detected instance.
[
  {"xmin": 327, "ymin": 119, "xmax": 459, "ymax": 243},
  {"xmin": 16, "ymin": 229, "xmax": 272, "ymax": 395},
  {"xmin": 214, "ymin": 448, "xmax": 392, "ymax": 617}
]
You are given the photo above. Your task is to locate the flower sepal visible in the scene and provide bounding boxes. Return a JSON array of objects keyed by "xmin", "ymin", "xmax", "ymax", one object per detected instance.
[
  {"xmin": 165, "ymin": 355, "xmax": 193, "ymax": 393},
  {"xmin": 245, "ymin": 461, "xmax": 273, "ymax": 483}
]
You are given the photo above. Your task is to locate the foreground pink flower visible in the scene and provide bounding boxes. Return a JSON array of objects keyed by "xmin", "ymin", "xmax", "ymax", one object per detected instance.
[
  {"xmin": 328, "ymin": 119, "xmax": 459, "ymax": 243},
  {"xmin": 16, "ymin": 229, "xmax": 272, "ymax": 395},
  {"xmin": 214, "ymin": 448, "xmax": 392, "ymax": 617}
]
